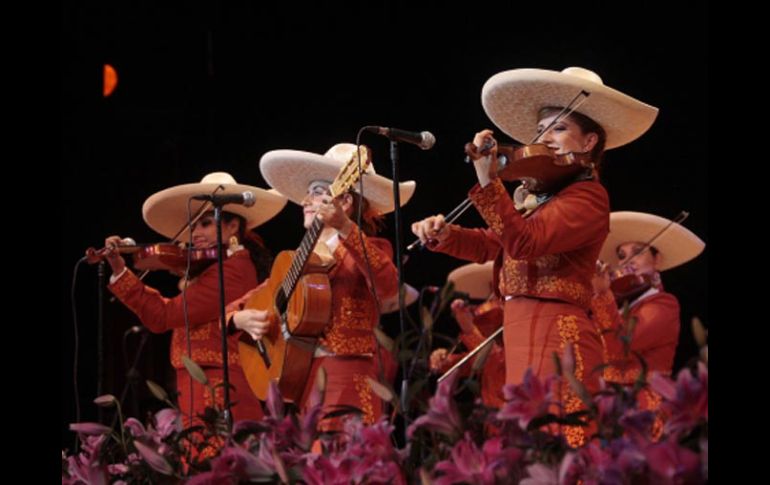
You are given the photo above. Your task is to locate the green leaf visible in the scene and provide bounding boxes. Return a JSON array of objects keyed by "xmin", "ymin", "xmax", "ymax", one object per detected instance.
[
  {"xmin": 465, "ymin": 378, "xmax": 480, "ymax": 395},
  {"xmin": 366, "ymin": 376, "xmax": 396, "ymax": 403},
  {"xmin": 421, "ymin": 305, "xmax": 434, "ymax": 331},
  {"xmin": 439, "ymin": 281, "xmax": 455, "ymax": 305},
  {"xmin": 272, "ymin": 447, "xmax": 289, "ymax": 484},
  {"xmin": 691, "ymin": 316, "xmax": 708, "ymax": 348},
  {"xmin": 631, "ymin": 351, "xmax": 649, "ymax": 392},
  {"xmin": 470, "ymin": 341, "xmax": 493, "ymax": 373},
  {"xmin": 435, "ymin": 280, "xmax": 457, "ymax": 317},
  {"xmin": 552, "ymin": 351, "xmax": 563, "ymax": 376},
  {"xmin": 397, "ymin": 349, "xmax": 415, "ymax": 362},
  {"xmin": 146, "ymin": 380, "xmax": 169, "ymax": 402},
  {"xmin": 93, "ymin": 394, "xmax": 117, "ymax": 407},
  {"xmin": 133, "ymin": 440, "xmax": 174, "ymax": 476},
  {"xmin": 374, "ymin": 326, "xmax": 395, "ymax": 352},
  {"xmin": 315, "ymin": 366, "xmax": 327, "ymax": 395},
  {"xmin": 182, "ymin": 356, "xmax": 208, "ymax": 385},
  {"xmin": 564, "ymin": 371, "xmax": 594, "ymax": 409},
  {"xmin": 406, "ymin": 378, "xmax": 428, "ymax": 410}
]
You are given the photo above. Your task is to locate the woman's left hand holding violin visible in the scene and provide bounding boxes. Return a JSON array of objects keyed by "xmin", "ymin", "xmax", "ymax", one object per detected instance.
[
  {"xmin": 103, "ymin": 235, "xmax": 127, "ymax": 275},
  {"xmin": 470, "ymin": 129, "xmax": 498, "ymax": 187}
]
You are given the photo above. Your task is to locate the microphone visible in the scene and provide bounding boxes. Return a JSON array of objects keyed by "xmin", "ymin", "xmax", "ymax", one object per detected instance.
[
  {"xmin": 118, "ymin": 237, "xmax": 137, "ymax": 247},
  {"xmin": 365, "ymin": 126, "xmax": 436, "ymax": 150},
  {"xmin": 192, "ymin": 191, "xmax": 256, "ymax": 207}
]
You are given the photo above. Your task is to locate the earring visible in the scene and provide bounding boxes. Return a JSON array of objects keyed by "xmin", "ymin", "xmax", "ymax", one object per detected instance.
[{"xmin": 228, "ymin": 235, "xmax": 240, "ymax": 252}]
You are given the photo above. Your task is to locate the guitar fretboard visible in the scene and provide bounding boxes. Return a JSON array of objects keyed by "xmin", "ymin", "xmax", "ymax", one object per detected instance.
[{"xmin": 275, "ymin": 216, "xmax": 325, "ymax": 311}]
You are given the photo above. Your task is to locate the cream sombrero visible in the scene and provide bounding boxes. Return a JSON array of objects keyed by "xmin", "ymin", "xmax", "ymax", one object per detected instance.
[
  {"xmin": 142, "ymin": 172, "xmax": 288, "ymax": 239},
  {"xmin": 598, "ymin": 211, "xmax": 705, "ymax": 271},
  {"xmin": 259, "ymin": 143, "xmax": 416, "ymax": 215},
  {"xmin": 481, "ymin": 66, "xmax": 659, "ymax": 149},
  {"xmin": 447, "ymin": 261, "xmax": 496, "ymax": 300}
]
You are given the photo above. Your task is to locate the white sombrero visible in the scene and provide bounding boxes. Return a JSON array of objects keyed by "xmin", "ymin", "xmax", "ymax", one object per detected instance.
[
  {"xmin": 481, "ymin": 67, "xmax": 659, "ymax": 149},
  {"xmin": 379, "ymin": 284, "xmax": 420, "ymax": 314},
  {"xmin": 142, "ymin": 172, "xmax": 288, "ymax": 239},
  {"xmin": 447, "ymin": 261, "xmax": 496, "ymax": 300},
  {"xmin": 598, "ymin": 211, "xmax": 705, "ymax": 271},
  {"xmin": 259, "ymin": 143, "xmax": 416, "ymax": 215}
]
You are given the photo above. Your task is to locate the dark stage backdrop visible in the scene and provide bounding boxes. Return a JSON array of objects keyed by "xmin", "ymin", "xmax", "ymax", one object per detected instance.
[{"xmin": 62, "ymin": 2, "xmax": 708, "ymax": 446}]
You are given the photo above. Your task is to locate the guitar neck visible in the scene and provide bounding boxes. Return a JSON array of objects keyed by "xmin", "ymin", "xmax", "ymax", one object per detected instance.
[
  {"xmin": 273, "ymin": 145, "xmax": 371, "ymax": 311},
  {"xmin": 276, "ymin": 216, "xmax": 325, "ymax": 309}
]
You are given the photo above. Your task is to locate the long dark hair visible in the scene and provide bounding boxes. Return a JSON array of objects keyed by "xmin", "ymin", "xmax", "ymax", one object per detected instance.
[
  {"xmin": 222, "ymin": 212, "xmax": 273, "ymax": 281},
  {"xmin": 346, "ymin": 190, "xmax": 384, "ymax": 237}
]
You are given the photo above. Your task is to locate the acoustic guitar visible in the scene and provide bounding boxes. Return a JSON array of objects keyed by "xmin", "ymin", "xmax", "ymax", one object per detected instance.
[{"xmin": 238, "ymin": 147, "xmax": 371, "ymax": 402}]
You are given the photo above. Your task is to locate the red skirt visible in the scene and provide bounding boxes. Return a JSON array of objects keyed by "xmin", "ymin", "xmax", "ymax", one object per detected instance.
[
  {"xmin": 299, "ymin": 355, "xmax": 384, "ymax": 432},
  {"xmin": 176, "ymin": 365, "xmax": 264, "ymax": 427}
]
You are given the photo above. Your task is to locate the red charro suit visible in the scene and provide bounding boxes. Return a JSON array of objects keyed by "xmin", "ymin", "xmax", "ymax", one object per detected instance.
[{"xmin": 109, "ymin": 249, "xmax": 264, "ymax": 424}]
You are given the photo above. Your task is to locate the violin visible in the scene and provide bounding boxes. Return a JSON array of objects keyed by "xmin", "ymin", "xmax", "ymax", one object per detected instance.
[
  {"xmin": 407, "ymin": 94, "xmax": 594, "ymax": 252},
  {"xmin": 465, "ymin": 142, "xmax": 594, "ymax": 194},
  {"xmin": 131, "ymin": 243, "xmax": 220, "ymax": 275},
  {"xmin": 609, "ymin": 266, "xmax": 655, "ymax": 304},
  {"xmin": 85, "ymin": 241, "xmax": 221, "ymax": 276}
]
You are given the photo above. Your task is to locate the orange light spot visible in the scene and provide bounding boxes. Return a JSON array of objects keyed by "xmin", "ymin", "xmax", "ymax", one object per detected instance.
[{"xmin": 103, "ymin": 64, "xmax": 118, "ymax": 97}]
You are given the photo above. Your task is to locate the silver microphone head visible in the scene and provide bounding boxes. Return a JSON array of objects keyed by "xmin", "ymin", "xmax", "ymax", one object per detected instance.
[
  {"xmin": 120, "ymin": 237, "xmax": 137, "ymax": 247},
  {"xmin": 420, "ymin": 131, "xmax": 436, "ymax": 150},
  {"xmin": 242, "ymin": 191, "xmax": 256, "ymax": 207}
]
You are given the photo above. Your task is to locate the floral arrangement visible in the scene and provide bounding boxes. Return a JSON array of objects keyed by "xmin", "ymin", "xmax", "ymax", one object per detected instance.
[{"xmin": 63, "ymin": 288, "xmax": 707, "ymax": 484}]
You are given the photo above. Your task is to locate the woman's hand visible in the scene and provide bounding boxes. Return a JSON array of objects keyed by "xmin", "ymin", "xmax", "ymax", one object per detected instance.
[
  {"xmin": 103, "ymin": 235, "xmax": 127, "ymax": 274},
  {"xmin": 232, "ymin": 309, "xmax": 272, "ymax": 341},
  {"xmin": 429, "ymin": 348, "xmax": 450, "ymax": 372},
  {"xmin": 315, "ymin": 193, "xmax": 355, "ymax": 237},
  {"xmin": 471, "ymin": 128, "xmax": 498, "ymax": 187},
  {"xmin": 411, "ymin": 214, "xmax": 448, "ymax": 246}
]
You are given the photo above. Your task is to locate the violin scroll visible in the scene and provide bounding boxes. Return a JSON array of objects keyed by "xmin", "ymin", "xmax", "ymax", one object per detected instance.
[{"xmin": 84, "ymin": 237, "xmax": 137, "ymax": 264}]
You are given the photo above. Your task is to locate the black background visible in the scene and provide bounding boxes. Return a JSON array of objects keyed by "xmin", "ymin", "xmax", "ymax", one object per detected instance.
[{"xmin": 62, "ymin": 1, "xmax": 708, "ymax": 447}]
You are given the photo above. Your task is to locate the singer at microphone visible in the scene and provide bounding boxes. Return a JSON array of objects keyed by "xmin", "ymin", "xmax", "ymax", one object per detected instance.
[
  {"xmin": 365, "ymin": 126, "xmax": 436, "ymax": 150},
  {"xmin": 192, "ymin": 191, "xmax": 256, "ymax": 207}
]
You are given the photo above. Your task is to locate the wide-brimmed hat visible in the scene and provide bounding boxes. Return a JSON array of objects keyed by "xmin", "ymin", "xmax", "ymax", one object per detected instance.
[
  {"xmin": 598, "ymin": 211, "xmax": 705, "ymax": 271},
  {"xmin": 481, "ymin": 66, "xmax": 659, "ymax": 149},
  {"xmin": 142, "ymin": 172, "xmax": 287, "ymax": 239},
  {"xmin": 259, "ymin": 143, "xmax": 416, "ymax": 215},
  {"xmin": 447, "ymin": 261, "xmax": 496, "ymax": 300}
]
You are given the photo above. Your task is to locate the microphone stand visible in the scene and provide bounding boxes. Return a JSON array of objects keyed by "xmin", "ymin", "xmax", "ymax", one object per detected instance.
[
  {"xmin": 97, "ymin": 261, "xmax": 106, "ymax": 423},
  {"xmin": 388, "ymin": 140, "xmax": 411, "ymax": 440},
  {"xmin": 112, "ymin": 328, "xmax": 149, "ymax": 429},
  {"xmin": 213, "ymin": 205, "xmax": 233, "ymax": 429}
]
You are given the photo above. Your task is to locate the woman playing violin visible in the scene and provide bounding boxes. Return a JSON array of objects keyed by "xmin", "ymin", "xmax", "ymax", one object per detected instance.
[
  {"xmin": 103, "ymin": 172, "xmax": 287, "ymax": 425},
  {"xmin": 411, "ymin": 67, "xmax": 658, "ymax": 446},
  {"xmin": 590, "ymin": 211, "xmax": 705, "ymax": 439}
]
